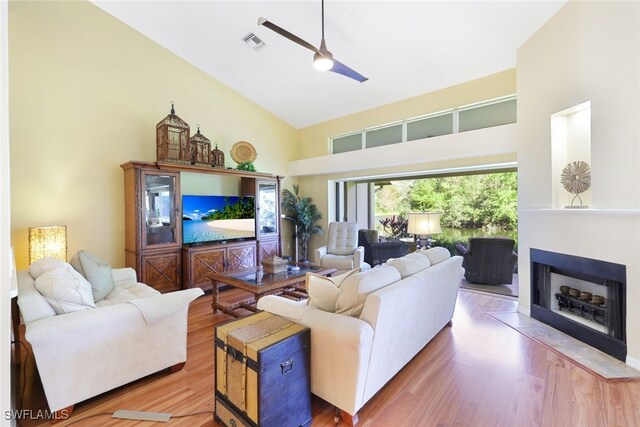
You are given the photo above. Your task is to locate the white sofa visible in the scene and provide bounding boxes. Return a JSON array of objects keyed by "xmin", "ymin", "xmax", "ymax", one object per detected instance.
[
  {"xmin": 17, "ymin": 265, "xmax": 203, "ymax": 414},
  {"xmin": 257, "ymin": 248, "xmax": 464, "ymax": 423}
]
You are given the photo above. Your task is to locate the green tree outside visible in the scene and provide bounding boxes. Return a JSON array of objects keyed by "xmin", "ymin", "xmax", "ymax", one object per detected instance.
[{"xmin": 375, "ymin": 172, "xmax": 518, "ymax": 252}]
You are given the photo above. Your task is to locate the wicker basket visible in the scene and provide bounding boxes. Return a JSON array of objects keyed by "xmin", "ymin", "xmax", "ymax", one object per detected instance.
[{"xmin": 261, "ymin": 255, "xmax": 287, "ymax": 274}]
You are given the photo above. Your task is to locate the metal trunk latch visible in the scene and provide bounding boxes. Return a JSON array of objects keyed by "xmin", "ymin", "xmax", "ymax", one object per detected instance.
[{"xmin": 280, "ymin": 357, "xmax": 294, "ymax": 375}]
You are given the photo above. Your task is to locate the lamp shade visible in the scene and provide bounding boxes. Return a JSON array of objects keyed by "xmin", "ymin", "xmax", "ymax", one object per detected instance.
[
  {"xmin": 407, "ymin": 212, "xmax": 442, "ymax": 235},
  {"xmin": 28, "ymin": 225, "xmax": 67, "ymax": 264}
]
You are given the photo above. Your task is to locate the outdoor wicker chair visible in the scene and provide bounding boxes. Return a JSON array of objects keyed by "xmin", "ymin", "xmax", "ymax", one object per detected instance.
[
  {"xmin": 455, "ymin": 237, "xmax": 517, "ymax": 285},
  {"xmin": 358, "ymin": 229, "xmax": 403, "ymax": 267}
]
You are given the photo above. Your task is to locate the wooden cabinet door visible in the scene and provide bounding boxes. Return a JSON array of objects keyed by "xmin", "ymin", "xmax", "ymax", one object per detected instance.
[
  {"xmin": 258, "ymin": 238, "xmax": 280, "ymax": 264},
  {"xmin": 139, "ymin": 171, "xmax": 181, "ymax": 251},
  {"xmin": 191, "ymin": 248, "xmax": 225, "ymax": 290},
  {"xmin": 141, "ymin": 250, "xmax": 181, "ymax": 293},
  {"xmin": 227, "ymin": 243, "xmax": 256, "ymax": 272}
]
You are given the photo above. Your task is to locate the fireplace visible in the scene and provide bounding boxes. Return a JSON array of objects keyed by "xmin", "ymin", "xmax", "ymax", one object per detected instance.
[{"xmin": 530, "ymin": 248, "xmax": 626, "ymax": 361}]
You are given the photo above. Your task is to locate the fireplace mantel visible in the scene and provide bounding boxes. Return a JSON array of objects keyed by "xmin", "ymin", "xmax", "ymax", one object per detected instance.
[{"xmin": 520, "ymin": 208, "xmax": 640, "ymax": 216}]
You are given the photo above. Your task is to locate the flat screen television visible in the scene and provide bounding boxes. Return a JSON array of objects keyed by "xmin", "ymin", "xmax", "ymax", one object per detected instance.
[{"xmin": 182, "ymin": 195, "xmax": 255, "ymax": 245}]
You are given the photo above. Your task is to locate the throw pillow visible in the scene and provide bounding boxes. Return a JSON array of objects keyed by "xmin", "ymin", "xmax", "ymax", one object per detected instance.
[
  {"xmin": 306, "ymin": 268, "xmax": 360, "ymax": 312},
  {"xmin": 29, "ymin": 257, "xmax": 68, "ymax": 279},
  {"xmin": 34, "ymin": 265, "xmax": 96, "ymax": 314},
  {"xmin": 70, "ymin": 250, "xmax": 115, "ymax": 302},
  {"xmin": 336, "ymin": 265, "xmax": 401, "ymax": 317},
  {"xmin": 386, "ymin": 252, "xmax": 431, "ymax": 278},
  {"xmin": 422, "ymin": 247, "xmax": 451, "ymax": 265}
]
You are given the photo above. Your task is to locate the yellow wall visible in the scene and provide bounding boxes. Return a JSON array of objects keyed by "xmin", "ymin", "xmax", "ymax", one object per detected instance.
[
  {"xmin": 8, "ymin": 0, "xmax": 298, "ymax": 269},
  {"xmin": 295, "ymin": 70, "xmax": 517, "ymax": 252},
  {"xmin": 298, "ymin": 69, "xmax": 516, "ymax": 159}
]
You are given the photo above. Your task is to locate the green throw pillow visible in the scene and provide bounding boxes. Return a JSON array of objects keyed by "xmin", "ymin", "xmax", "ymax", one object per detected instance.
[{"xmin": 70, "ymin": 250, "xmax": 115, "ymax": 302}]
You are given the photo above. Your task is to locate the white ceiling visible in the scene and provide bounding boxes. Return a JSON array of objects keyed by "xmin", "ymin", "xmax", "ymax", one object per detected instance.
[{"xmin": 93, "ymin": 1, "xmax": 566, "ymax": 129}]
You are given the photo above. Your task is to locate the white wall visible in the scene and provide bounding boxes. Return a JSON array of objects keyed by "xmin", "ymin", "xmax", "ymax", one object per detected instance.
[
  {"xmin": 1, "ymin": 0, "xmax": 14, "ymax": 423},
  {"xmin": 517, "ymin": 1, "xmax": 640, "ymax": 366}
]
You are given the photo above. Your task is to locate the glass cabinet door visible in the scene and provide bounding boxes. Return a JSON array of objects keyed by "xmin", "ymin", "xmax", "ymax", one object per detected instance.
[
  {"xmin": 142, "ymin": 172, "xmax": 180, "ymax": 248},
  {"xmin": 257, "ymin": 180, "xmax": 278, "ymax": 237}
]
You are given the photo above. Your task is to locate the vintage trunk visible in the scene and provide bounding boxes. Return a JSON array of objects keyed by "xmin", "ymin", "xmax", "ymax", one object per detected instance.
[{"xmin": 215, "ymin": 311, "xmax": 311, "ymax": 427}]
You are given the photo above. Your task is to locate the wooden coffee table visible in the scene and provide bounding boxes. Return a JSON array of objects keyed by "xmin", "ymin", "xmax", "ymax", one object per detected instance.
[{"xmin": 208, "ymin": 262, "xmax": 336, "ymax": 317}]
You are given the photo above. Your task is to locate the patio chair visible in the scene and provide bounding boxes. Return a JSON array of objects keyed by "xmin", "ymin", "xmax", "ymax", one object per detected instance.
[
  {"xmin": 455, "ymin": 237, "xmax": 517, "ymax": 285},
  {"xmin": 357, "ymin": 229, "xmax": 403, "ymax": 267}
]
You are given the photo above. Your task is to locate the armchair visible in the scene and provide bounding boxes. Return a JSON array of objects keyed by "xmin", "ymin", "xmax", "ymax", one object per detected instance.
[
  {"xmin": 313, "ymin": 222, "xmax": 365, "ymax": 273},
  {"xmin": 17, "ymin": 266, "xmax": 203, "ymax": 415},
  {"xmin": 358, "ymin": 229, "xmax": 403, "ymax": 267},
  {"xmin": 455, "ymin": 237, "xmax": 517, "ymax": 285}
]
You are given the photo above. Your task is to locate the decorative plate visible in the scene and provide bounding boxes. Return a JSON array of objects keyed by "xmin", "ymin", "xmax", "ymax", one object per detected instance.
[{"xmin": 230, "ymin": 141, "xmax": 257, "ymax": 164}]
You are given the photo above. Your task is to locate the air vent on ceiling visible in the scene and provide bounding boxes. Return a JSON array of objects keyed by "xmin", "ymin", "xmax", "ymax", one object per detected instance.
[{"xmin": 243, "ymin": 33, "xmax": 265, "ymax": 51}]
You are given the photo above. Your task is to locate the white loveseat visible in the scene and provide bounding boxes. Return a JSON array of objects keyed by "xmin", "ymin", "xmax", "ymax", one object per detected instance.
[
  {"xmin": 17, "ymin": 264, "xmax": 203, "ymax": 414},
  {"xmin": 257, "ymin": 248, "xmax": 464, "ymax": 423}
]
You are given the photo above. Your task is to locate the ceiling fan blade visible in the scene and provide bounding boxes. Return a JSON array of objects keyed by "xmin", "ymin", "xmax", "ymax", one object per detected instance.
[
  {"xmin": 330, "ymin": 60, "xmax": 369, "ymax": 83},
  {"xmin": 258, "ymin": 17, "xmax": 321, "ymax": 55}
]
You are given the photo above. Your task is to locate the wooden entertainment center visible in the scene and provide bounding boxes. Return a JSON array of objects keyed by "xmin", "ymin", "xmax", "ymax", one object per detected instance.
[{"xmin": 121, "ymin": 161, "xmax": 281, "ymax": 293}]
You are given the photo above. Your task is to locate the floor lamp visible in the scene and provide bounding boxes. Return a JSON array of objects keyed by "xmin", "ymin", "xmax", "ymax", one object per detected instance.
[{"xmin": 281, "ymin": 215, "xmax": 300, "ymax": 270}]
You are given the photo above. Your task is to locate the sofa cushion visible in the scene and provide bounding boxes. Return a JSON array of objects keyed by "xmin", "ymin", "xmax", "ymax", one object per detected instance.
[
  {"xmin": 421, "ymin": 246, "xmax": 451, "ymax": 265},
  {"xmin": 336, "ymin": 265, "xmax": 401, "ymax": 317},
  {"xmin": 95, "ymin": 281, "xmax": 160, "ymax": 307},
  {"xmin": 306, "ymin": 269, "xmax": 360, "ymax": 312},
  {"xmin": 34, "ymin": 265, "xmax": 96, "ymax": 314},
  {"xmin": 70, "ymin": 250, "xmax": 115, "ymax": 302},
  {"xmin": 321, "ymin": 253, "xmax": 355, "ymax": 270},
  {"xmin": 386, "ymin": 253, "xmax": 431, "ymax": 278},
  {"xmin": 29, "ymin": 258, "xmax": 68, "ymax": 280}
]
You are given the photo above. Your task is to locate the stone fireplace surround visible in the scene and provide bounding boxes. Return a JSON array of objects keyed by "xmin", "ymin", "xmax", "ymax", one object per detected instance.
[{"xmin": 530, "ymin": 248, "xmax": 626, "ymax": 361}]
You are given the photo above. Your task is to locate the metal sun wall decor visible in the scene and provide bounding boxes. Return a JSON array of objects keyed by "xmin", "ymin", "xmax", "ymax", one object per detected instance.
[{"xmin": 560, "ymin": 160, "xmax": 591, "ymax": 208}]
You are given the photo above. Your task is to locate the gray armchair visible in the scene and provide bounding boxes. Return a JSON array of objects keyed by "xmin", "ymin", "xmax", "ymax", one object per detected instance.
[
  {"xmin": 313, "ymin": 222, "xmax": 365, "ymax": 273},
  {"xmin": 358, "ymin": 229, "xmax": 403, "ymax": 267},
  {"xmin": 456, "ymin": 237, "xmax": 517, "ymax": 285}
]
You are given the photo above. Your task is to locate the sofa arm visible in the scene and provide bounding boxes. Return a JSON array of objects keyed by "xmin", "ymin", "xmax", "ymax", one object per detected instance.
[
  {"xmin": 313, "ymin": 246, "xmax": 327, "ymax": 265},
  {"xmin": 353, "ymin": 246, "xmax": 365, "ymax": 269},
  {"xmin": 258, "ymin": 295, "xmax": 374, "ymax": 416},
  {"xmin": 111, "ymin": 268, "xmax": 137, "ymax": 286},
  {"xmin": 256, "ymin": 295, "xmax": 312, "ymax": 321},
  {"xmin": 128, "ymin": 288, "xmax": 204, "ymax": 325}
]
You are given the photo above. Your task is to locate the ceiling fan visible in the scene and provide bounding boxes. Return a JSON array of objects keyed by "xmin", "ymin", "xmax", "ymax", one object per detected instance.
[{"xmin": 258, "ymin": 0, "xmax": 368, "ymax": 83}]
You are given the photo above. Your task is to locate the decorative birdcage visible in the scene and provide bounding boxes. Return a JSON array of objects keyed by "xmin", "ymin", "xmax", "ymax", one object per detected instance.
[
  {"xmin": 211, "ymin": 141, "xmax": 225, "ymax": 168},
  {"xmin": 190, "ymin": 125, "xmax": 212, "ymax": 166},
  {"xmin": 156, "ymin": 102, "xmax": 191, "ymax": 164}
]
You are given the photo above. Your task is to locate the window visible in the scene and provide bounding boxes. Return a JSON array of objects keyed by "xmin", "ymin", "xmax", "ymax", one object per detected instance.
[
  {"xmin": 332, "ymin": 133, "xmax": 362, "ymax": 154},
  {"xmin": 407, "ymin": 113, "xmax": 453, "ymax": 141},
  {"xmin": 365, "ymin": 124, "xmax": 403, "ymax": 149},
  {"xmin": 459, "ymin": 99, "xmax": 517, "ymax": 132},
  {"xmin": 329, "ymin": 95, "xmax": 516, "ymax": 155}
]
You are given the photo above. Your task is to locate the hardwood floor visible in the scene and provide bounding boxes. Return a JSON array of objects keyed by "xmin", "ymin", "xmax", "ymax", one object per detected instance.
[{"xmin": 15, "ymin": 288, "xmax": 640, "ymax": 426}]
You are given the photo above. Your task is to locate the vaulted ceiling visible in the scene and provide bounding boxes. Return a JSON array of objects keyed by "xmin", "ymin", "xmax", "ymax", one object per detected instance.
[{"xmin": 94, "ymin": 1, "xmax": 566, "ymax": 129}]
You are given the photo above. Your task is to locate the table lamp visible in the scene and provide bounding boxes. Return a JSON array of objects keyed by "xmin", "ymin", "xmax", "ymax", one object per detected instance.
[
  {"xmin": 407, "ymin": 212, "xmax": 441, "ymax": 249},
  {"xmin": 28, "ymin": 225, "xmax": 67, "ymax": 264}
]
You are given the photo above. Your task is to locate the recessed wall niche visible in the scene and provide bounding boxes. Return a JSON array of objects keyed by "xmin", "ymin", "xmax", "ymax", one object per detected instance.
[{"xmin": 551, "ymin": 101, "xmax": 592, "ymax": 208}]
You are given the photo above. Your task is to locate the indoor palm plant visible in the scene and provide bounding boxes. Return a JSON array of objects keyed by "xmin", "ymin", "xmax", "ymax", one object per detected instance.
[{"xmin": 281, "ymin": 185, "xmax": 322, "ymax": 262}]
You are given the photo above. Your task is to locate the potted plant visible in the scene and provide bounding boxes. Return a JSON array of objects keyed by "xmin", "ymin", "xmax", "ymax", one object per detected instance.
[
  {"xmin": 379, "ymin": 215, "xmax": 409, "ymax": 239},
  {"xmin": 281, "ymin": 185, "xmax": 322, "ymax": 262}
]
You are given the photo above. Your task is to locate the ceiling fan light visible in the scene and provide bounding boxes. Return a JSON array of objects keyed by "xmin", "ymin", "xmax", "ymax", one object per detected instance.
[{"xmin": 313, "ymin": 52, "xmax": 334, "ymax": 71}]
